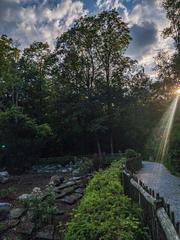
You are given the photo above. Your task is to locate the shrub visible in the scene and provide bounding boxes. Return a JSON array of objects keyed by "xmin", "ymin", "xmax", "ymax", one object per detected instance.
[
  {"xmin": 0, "ymin": 107, "xmax": 53, "ymax": 172},
  {"xmin": 21, "ymin": 188, "xmax": 57, "ymax": 226},
  {"xmin": 0, "ymin": 187, "xmax": 16, "ymax": 200},
  {"xmin": 124, "ymin": 148, "xmax": 138, "ymax": 158},
  {"xmin": 65, "ymin": 160, "xmax": 145, "ymax": 240}
]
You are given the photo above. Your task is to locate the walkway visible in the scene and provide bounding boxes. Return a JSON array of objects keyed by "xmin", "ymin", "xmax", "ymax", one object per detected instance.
[{"xmin": 136, "ymin": 161, "xmax": 180, "ymax": 222}]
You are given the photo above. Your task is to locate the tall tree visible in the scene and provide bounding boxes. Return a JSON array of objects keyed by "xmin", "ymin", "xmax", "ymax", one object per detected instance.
[
  {"xmin": 55, "ymin": 10, "xmax": 132, "ymax": 154},
  {"xmin": 19, "ymin": 42, "xmax": 52, "ymax": 122},
  {"xmin": 163, "ymin": 0, "xmax": 180, "ymax": 77},
  {"xmin": 0, "ymin": 35, "xmax": 21, "ymax": 109}
]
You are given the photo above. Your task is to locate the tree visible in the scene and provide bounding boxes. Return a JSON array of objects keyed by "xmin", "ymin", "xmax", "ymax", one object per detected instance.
[
  {"xmin": 0, "ymin": 106, "xmax": 52, "ymax": 172},
  {"xmin": 19, "ymin": 41, "xmax": 52, "ymax": 123},
  {"xmin": 0, "ymin": 35, "xmax": 21, "ymax": 109},
  {"xmin": 163, "ymin": 0, "xmax": 180, "ymax": 77},
  {"xmin": 55, "ymin": 10, "xmax": 132, "ymax": 154}
]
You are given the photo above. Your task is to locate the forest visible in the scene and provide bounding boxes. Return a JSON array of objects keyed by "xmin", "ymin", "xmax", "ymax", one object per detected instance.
[{"xmin": 0, "ymin": 1, "xmax": 179, "ymax": 175}]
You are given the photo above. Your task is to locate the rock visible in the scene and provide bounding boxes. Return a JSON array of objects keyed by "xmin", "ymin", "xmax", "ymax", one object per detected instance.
[
  {"xmin": 60, "ymin": 193, "xmax": 82, "ymax": 205},
  {"xmin": 18, "ymin": 193, "xmax": 32, "ymax": 200},
  {"xmin": 36, "ymin": 225, "xmax": 54, "ymax": 240},
  {"xmin": 68, "ymin": 176, "xmax": 82, "ymax": 181},
  {"xmin": 0, "ymin": 171, "xmax": 9, "ymax": 183},
  {"xmin": 75, "ymin": 188, "xmax": 84, "ymax": 194},
  {"xmin": 0, "ymin": 219, "xmax": 19, "ymax": 233},
  {"xmin": 16, "ymin": 218, "xmax": 35, "ymax": 235},
  {"xmin": 61, "ymin": 168, "xmax": 68, "ymax": 173},
  {"xmin": 0, "ymin": 203, "xmax": 11, "ymax": 220},
  {"xmin": 52, "ymin": 209, "xmax": 64, "ymax": 216},
  {"xmin": 0, "ymin": 203, "xmax": 11, "ymax": 213},
  {"xmin": 49, "ymin": 175, "xmax": 64, "ymax": 186},
  {"xmin": 9, "ymin": 208, "xmax": 26, "ymax": 219},
  {"xmin": 55, "ymin": 186, "xmax": 75, "ymax": 199},
  {"xmin": 57, "ymin": 181, "xmax": 76, "ymax": 190},
  {"xmin": 72, "ymin": 169, "xmax": 80, "ymax": 176}
]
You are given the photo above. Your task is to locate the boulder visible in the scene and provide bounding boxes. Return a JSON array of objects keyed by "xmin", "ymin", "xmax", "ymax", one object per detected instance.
[
  {"xmin": 0, "ymin": 203, "xmax": 11, "ymax": 212},
  {"xmin": 60, "ymin": 193, "xmax": 82, "ymax": 205},
  {"xmin": 36, "ymin": 225, "xmax": 54, "ymax": 240},
  {"xmin": 49, "ymin": 175, "xmax": 64, "ymax": 187},
  {"xmin": 75, "ymin": 188, "xmax": 84, "ymax": 194},
  {"xmin": 0, "ymin": 171, "xmax": 9, "ymax": 183},
  {"xmin": 72, "ymin": 169, "xmax": 80, "ymax": 176},
  {"xmin": 0, "ymin": 219, "xmax": 19, "ymax": 233},
  {"xmin": 0, "ymin": 203, "xmax": 11, "ymax": 220},
  {"xmin": 9, "ymin": 208, "xmax": 26, "ymax": 219},
  {"xmin": 56, "ymin": 181, "xmax": 76, "ymax": 190},
  {"xmin": 16, "ymin": 217, "xmax": 35, "ymax": 236},
  {"xmin": 55, "ymin": 186, "xmax": 75, "ymax": 199}
]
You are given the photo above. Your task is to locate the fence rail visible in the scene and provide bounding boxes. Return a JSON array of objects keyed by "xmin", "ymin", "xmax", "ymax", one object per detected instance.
[{"xmin": 122, "ymin": 157, "xmax": 180, "ymax": 240}]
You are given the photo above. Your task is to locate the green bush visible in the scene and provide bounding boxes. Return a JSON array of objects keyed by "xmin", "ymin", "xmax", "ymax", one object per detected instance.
[
  {"xmin": 0, "ymin": 107, "xmax": 53, "ymax": 172},
  {"xmin": 65, "ymin": 160, "xmax": 145, "ymax": 240},
  {"xmin": 124, "ymin": 149, "xmax": 138, "ymax": 158}
]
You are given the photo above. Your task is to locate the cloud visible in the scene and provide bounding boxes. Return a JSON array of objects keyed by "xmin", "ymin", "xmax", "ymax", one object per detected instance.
[
  {"xmin": 0, "ymin": 0, "xmax": 174, "ymax": 78},
  {"xmin": 96, "ymin": 0, "xmax": 126, "ymax": 11},
  {"xmin": 0, "ymin": 0, "xmax": 88, "ymax": 49},
  {"xmin": 123, "ymin": 0, "xmax": 175, "ymax": 77},
  {"xmin": 127, "ymin": 22, "xmax": 158, "ymax": 59}
]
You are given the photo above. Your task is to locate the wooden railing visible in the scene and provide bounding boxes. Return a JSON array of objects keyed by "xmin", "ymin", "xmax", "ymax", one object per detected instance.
[{"xmin": 122, "ymin": 158, "xmax": 180, "ymax": 240}]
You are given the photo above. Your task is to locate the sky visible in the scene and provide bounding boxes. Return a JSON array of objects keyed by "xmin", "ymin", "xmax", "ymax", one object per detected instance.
[{"xmin": 0, "ymin": 0, "xmax": 175, "ymax": 77}]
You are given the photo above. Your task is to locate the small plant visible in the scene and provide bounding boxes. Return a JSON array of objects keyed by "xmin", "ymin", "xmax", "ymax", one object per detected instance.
[
  {"xmin": 21, "ymin": 187, "xmax": 57, "ymax": 227},
  {"xmin": 0, "ymin": 187, "xmax": 16, "ymax": 199},
  {"xmin": 76, "ymin": 157, "xmax": 93, "ymax": 175}
]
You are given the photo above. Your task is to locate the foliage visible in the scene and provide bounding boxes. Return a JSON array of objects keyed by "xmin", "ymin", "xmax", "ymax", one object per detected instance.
[
  {"xmin": 0, "ymin": 187, "xmax": 16, "ymax": 199},
  {"xmin": 75, "ymin": 157, "xmax": 94, "ymax": 175},
  {"xmin": 0, "ymin": 107, "xmax": 52, "ymax": 172},
  {"xmin": 21, "ymin": 188, "xmax": 57, "ymax": 225},
  {"xmin": 124, "ymin": 149, "xmax": 138, "ymax": 158},
  {"xmin": 65, "ymin": 160, "xmax": 147, "ymax": 240},
  {"xmin": 1, "ymin": 10, "xmax": 179, "ymax": 173}
]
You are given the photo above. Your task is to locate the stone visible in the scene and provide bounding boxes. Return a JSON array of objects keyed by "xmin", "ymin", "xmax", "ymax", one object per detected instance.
[
  {"xmin": 72, "ymin": 169, "xmax": 80, "ymax": 176},
  {"xmin": 60, "ymin": 193, "xmax": 82, "ymax": 205},
  {"xmin": 57, "ymin": 181, "xmax": 76, "ymax": 190},
  {"xmin": 16, "ymin": 218, "xmax": 35, "ymax": 235},
  {"xmin": 18, "ymin": 193, "xmax": 32, "ymax": 200},
  {"xmin": 50, "ymin": 175, "xmax": 64, "ymax": 186},
  {"xmin": 0, "ymin": 171, "xmax": 9, "ymax": 183},
  {"xmin": 75, "ymin": 188, "xmax": 84, "ymax": 194},
  {"xmin": 52, "ymin": 209, "xmax": 64, "ymax": 216},
  {"xmin": 68, "ymin": 176, "xmax": 82, "ymax": 181},
  {"xmin": 56, "ymin": 186, "xmax": 75, "ymax": 199},
  {"xmin": 0, "ymin": 203, "xmax": 11, "ymax": 213},
  {"xmin": 0, "ymin": 219, "xmax": 19, "ymax": 233},
  {"xmin": 36, "ymin": 225, "xmax": 54, "ymax": 240},
  {"xmin": 0, "ymin": 203, "xmax": 11, "ymax": 220},
  {"xmin": 9, "ymin": 208, "xmax": 26, "ymax": 219}
]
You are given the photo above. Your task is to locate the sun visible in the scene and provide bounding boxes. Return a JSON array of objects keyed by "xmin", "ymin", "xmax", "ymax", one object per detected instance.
[{"xmin": 176, "ymin": 89, "xmax": 180, "ymax": 94}]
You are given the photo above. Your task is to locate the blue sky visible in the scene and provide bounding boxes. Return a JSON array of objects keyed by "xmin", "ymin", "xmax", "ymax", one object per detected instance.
[{"xmin": 0, "ymin": 0, "xmax": 174, "ymax": 77}]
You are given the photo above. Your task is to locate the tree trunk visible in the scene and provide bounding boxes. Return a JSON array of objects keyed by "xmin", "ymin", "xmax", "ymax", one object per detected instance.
[
  {"xmin": 110, "ymin": 133, "xmax": 114, "ymax": 155},
  {"xmin": 96, "ymin": 135, "xmax": 102, "ymax": 158}
]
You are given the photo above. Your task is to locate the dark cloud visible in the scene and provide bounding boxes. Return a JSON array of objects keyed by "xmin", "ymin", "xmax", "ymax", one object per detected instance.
[
  {"xmin": 127, "ymin": 21, "xmax": 158, "ymax": 59},
  {"xmin": 0, "ymin": 0, "xmax": 20, "ymax": 35}
]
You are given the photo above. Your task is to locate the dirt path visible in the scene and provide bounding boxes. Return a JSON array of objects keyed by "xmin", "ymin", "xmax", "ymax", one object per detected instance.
[{"xmin": 136, "ymin": 161, "xmax": 180, "ymax": 222}]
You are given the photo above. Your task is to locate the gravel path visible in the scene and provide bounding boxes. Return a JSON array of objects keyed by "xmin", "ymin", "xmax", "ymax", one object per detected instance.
[{"xmin": 136, "ymin": 161, "xmax": 180, "ymax": 222}]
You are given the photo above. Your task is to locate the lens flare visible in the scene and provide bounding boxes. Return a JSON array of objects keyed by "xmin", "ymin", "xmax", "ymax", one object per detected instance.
[
  {"xmin": 176, "ymin": 88, "xmax": 180, "ymax": 94},
  {"xmin": 146, "ymin": 95, "xmax": 179, "ymax": 164}
]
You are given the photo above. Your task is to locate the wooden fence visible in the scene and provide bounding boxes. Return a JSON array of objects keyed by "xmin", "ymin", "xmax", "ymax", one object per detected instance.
[{"xmin": 122, "ymin": 157, "xmax": 180, "ymax": 240}]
